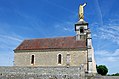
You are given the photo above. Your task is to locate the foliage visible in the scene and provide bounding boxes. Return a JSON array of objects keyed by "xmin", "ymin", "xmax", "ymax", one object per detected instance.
[
  {"xmin": 112, "ymin": 73, "xmax": 119, "ymax": 76},
  {"xmin": 96, "ymin": 65, "xmax": 108, "ymax": 75},
  {"xmin": 108, "ymin": 73, "xmax": 119, "ymax": 76}
]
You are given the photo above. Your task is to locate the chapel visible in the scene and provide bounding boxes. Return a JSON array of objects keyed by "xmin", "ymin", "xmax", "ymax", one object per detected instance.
[{"xmin": 14, "ymin": 3, "xmax": 97, "ymax": 73}]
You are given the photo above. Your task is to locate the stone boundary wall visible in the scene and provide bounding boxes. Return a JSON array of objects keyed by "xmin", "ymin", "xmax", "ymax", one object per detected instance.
[
  {"xmin": 0, "ymin": 66, "xmax": 83, "ymax": 75},
  {"xmin": 0, "ymin": 66, "xmax": 85, "ymax": 79},
  {"xmin": 1, "ymin": 66, "xmax": 117, "ymax": 79}
]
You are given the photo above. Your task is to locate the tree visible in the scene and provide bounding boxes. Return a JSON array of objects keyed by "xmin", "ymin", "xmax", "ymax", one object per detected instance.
[
  {"xmin": 96, "ymin": 65, "xmax": 108, "ymax": 75},
  {"xmin": 112, "ymin": 73, "xmax": 119, "ymax": 76}
]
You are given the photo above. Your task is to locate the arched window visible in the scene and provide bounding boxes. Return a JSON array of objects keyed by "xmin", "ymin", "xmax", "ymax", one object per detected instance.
[
  {"xmin": 31, "ymin": 55, "xmax": 34, "ymax": 64},
  {"xmin": 80, "ymin": 27, "xmax": 84, "ymax": 33},
  {"xmin": 58, "ymin": 54, "xmax": 62, "ymax": 64}
]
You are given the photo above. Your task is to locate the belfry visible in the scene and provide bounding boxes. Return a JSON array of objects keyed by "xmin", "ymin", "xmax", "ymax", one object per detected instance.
[{"xmin": 75, "ymin": 3, "xmax": 97, "ymax": 73}]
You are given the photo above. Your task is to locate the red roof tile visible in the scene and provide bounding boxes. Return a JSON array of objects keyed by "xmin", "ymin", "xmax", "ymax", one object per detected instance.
[{"xmin": 15, "ymin": 36, "xmax": 86, "ymax": 50}]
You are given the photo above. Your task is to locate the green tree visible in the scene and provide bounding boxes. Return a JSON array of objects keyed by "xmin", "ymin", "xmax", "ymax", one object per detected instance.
[
  {"xmin": 96, "ymin": 65, "xmax": 108, "ymax": 75},
  {"xmin": 112, "ymin": 73, "xmax": 119, "ymax": 76}
]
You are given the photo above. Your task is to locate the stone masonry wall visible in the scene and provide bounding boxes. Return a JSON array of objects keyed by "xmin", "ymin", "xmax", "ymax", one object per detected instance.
[
  {"xmin": 0, "ymin": 66, "xmax": 83, "ymax": 75},
  {"xmin": 0, "ymin": 66, "xmax": 85, "ymax": 79},
  {"xmin": 0, "ymin": 66, "xmax": 118, "ymax": 79},
  {"xmin": 14, "ymin": 50, "xmax": 87, "ymax": 68}
]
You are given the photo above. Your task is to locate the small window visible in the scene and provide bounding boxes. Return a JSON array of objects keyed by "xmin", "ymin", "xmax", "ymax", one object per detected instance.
[
  {"xmin": 88, "ymin": 57, "xmax": 92, "ymax": 62},
  {"xmin": 66, "ymin": 54, "xmax": 70, "ymax": 66},
  {"xmin": 80, "ymin": 35, "xmax": 86, "ymax": 40},
  {"xmin": 31, "ymin": 55, "xmax": 34, "ymax": 64},
  {"xmin": 80, "ymin": 27, "xmax": 84, "ymax": 33},
  {"xmin": 58, "ymin": 54, "xmax": 62, "ymax": 64}
]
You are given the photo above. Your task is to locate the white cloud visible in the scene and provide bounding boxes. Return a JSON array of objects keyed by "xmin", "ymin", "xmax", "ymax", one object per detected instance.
[
  {"xmin": 54, "ymin": 21, "xmax": 74, "ymax": 32},
  {"xmin": 0, "ymin": 34, "xmax": 23, "ymax": 66},
  {"xmin": 0, "ymin": 34, "xmax": 22, "ymax": 42},
  {"xmin": 92, "ymin": 21, "xmax": 119, "ymax": 45},
  {"xmin": 100, "ymin": 28, "xmax": 119, "ymax": 44},
  {"xmin": 0, "ymin": 34, "xmax": 22, "ymax": 48},
  {"xmin": 91, "ymin": 19, "xmax": 119, "ymax": 74},
  {"xmin": 63, "ymin": 27, "xmax": 71, "ymax": 31},
  {"xmin": 96, "ymin": 58, "xmax": 119, "ymax": 74},
  {"xmin": 95, "ymin": 49, "xmax": 119, "ymax": 74},
  {"xmin": 95, "ymin": 0, "xmax": 103, "ymax": 25},
  {"xmin": 95, "ymin": 49, "xmax": 119, "ymax": 63},
  {"xmin": 113, "ymin": 49, "xmax": 119, "ymax": 56}
]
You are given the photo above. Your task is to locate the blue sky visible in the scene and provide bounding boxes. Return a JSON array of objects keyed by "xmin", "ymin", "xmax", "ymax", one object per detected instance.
[{"xmin": 0, "ymin": 0, "xmax": 119, "ymax": 74}]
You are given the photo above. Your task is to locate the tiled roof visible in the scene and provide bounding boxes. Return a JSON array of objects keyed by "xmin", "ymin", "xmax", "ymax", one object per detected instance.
[{"xmin": 15, "ymin": 36, "xmax": 86, "ymax": 50}]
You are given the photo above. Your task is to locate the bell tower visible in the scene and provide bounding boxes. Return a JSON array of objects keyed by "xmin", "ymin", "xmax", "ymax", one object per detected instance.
[
  {"xmin": 75, "ymin": 3, "xmax": 88, "ymax": 40},
  {"xmin": 75, "ymin": 20, "xmax": 88, "ymax": 40},
  {"xmin": 75, "ymin": 3, "xmax": 97, "ymax": 73}
]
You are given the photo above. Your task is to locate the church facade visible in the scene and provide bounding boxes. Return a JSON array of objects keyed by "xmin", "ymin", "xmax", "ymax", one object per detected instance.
[
  {"xmin": 14, "ymin": 37, "xmax": 87, "ymax": 67},
  {"xmin": 14, "ymin": 3, "xmax": 97, "ymax": 74}
]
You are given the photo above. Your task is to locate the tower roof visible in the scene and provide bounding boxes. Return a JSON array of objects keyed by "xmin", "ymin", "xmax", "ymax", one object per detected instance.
[
  {"xmin": 14, "ymin": 36, "xmax": 86, "ymax": 51},
  {"xmin": 75, "ymin": 20, "xmax": 88, "ymax": 26}
]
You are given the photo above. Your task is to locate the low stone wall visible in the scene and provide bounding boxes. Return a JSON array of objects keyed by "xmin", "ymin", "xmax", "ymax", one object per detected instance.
[
  {"xmin": 0, "ymin": 74, "xmax": 81, "ymax": 79},
  {"xmin": 0, "ymin": 66, "xmax": 83, "ymax": 75},
  {"xmin": 0, "ymin": 66, "xmax": 84, "ymax": 79},
  {"xmin": 0, "ymin": 66, "xmax": 104, "ymax": 79}
]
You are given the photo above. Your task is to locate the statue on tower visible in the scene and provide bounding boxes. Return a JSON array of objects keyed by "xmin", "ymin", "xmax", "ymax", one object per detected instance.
[{"xmin": 79, "ymin": 3, "xmax": 87, "ymax": 20}]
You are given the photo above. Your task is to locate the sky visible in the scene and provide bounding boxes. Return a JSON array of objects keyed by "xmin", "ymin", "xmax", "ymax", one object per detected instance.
[{"xmin": 0, "ymin": 0, "xmax": 119, "ymax": 74}]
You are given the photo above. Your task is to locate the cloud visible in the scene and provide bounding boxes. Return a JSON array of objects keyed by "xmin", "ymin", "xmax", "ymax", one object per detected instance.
[
  {"xmin": 0, "ymin": 34, "xmax": 23, "ymax": 50},
  {"xmin": 92, "ymin": 19, "xmax": 119, "ymax": 45},
  {"xmin": 0, "ymin": 34, "xmax": 23, "ymax": 66},
  {"xmin": 0, "ymin": 34, "xmax": 22, "ymax": 43},
  {"xmin": 0, "ymin": 34, "xmax": 22, "ymax": 42},
  {"xmin": 63, "ymin": 27, "xmax": 72, "ymax": 31},
  {"xmin": 95, "ymin": 49, "xmax": 119, "ymax": 63},
  {"xmin": 99, "ymin": 26, "xmax": 119, "ymax": 44},
  {"xmin": 96, "ymin": 49, "xmax": 119, "ymax": 57},
  {"xmin": 95, "ymin": 0, "xmax": 103, "ymax": 25},
  {"xmin": 91, "ymin": 19, "xmax": 119, "ymax": 74},
  {"xmin": 54, "ymin": 21, "xmax": 74, "ymax": 32},
  {"xmin": 95, "ymin": 49, "xmax": 119, "ymax": 74}
]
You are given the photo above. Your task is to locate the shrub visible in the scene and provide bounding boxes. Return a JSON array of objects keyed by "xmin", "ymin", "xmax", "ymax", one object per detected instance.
[{"xmin": 96, "ymin": 65, "xmax": 108, "ymax": 75}]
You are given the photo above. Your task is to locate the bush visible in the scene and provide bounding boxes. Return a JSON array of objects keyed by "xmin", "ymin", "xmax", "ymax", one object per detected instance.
[{"xmin": 96, "ymin": 65, "xmax": 108, "ymax": 75}]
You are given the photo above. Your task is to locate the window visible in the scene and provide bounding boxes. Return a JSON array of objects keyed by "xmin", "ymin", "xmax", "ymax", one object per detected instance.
[
  {"xmin": 31, "ymin": 55, "xmax": 34, "ymax": 64},
  {"xmin": 80, "ymin": 27, "xmax": 84, "ymax": 33},
  {"xmin": 58, "ymin": 54, "xmax": 62, "ymax": 64},
  {"xmin": 66, "ymin": 54, "xmax": 70, "ymax": 66},
  {"xmin": 88, "ymin": 57, "xmax": 92, "ymax": 62},
  {"xmin": 80, "ymin": 35, "xmax": 86, "ymax": 40}
]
